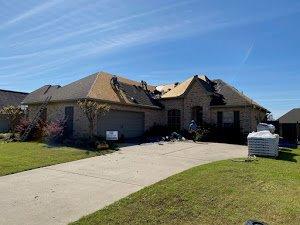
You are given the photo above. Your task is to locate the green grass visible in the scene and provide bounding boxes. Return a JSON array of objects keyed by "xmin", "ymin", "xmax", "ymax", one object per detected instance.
[
  {"xmin": 71, "ymin": 148, "xmax": 300, "ymax": 225},
  {"xmin": 0, "ymin": 141, "xmax": 112, "ymax": 176}
]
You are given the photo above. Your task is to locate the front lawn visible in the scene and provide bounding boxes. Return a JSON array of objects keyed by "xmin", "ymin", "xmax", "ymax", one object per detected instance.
[
  {"xmin": 0, "ymin": 142, "xmax": 112, "ymax": 176},
  {"xmin": 71, "ymin": 148, "xmax": 300, "ymax": 225}
]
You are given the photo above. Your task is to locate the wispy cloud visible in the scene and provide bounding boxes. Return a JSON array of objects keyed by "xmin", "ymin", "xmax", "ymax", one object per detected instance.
[
  {"xmin": 0, "ymin": 0, "xmax": 63, "ymax": 29},
  {"xmin": 7, "ymin": 0, "xmax": 196, "ymax": 48},
  {"xmin": 242, "ymin": 42, "xmax": 255, "ymax": 65}
]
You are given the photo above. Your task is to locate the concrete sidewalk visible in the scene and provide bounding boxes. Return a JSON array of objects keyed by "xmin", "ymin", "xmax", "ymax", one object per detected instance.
[{"xmin": 0, "ymin": 142, "xmax": 247, "ymax": 225}]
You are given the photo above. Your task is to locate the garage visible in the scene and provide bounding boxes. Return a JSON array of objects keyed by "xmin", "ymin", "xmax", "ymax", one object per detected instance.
[
  {"xmin": 0, "ymin": 115, "xmax": 9, "ymax": 133},
  {"xmin": 97, "ymin": 110, "xmax": 145, "ymax": 139}
]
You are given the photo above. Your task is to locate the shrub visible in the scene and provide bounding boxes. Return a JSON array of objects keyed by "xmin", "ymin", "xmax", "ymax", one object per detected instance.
[
  {"xmin": 0, "ymin": 133, "xmax": 20, "ymax": 142},
  {"xmin": 43, "ymin": 120, "xmax": 65, "ymax": 144},
  {"xmin": 15, "ymin": 118, "xmax": 31, "ymax": 135},
  {"xmin": 63, "ymin": 136, "xmax": 118, "ymax": 151},
  {"xmin": 0, "ymin": 105, "xmax": 24, "ymax": 136},
  {"xmin": 194, "ymin": 127, "xmax": 211, "ymax": 142}
]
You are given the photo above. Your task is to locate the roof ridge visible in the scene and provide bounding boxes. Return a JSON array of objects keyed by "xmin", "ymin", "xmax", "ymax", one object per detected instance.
[
  {"xmin": 0, "ymin": 89, "xmax": 28, "ymax": 94},
  {"xmin": 87, "ymin": 72, "xmax": 101, "ymax": 98}
]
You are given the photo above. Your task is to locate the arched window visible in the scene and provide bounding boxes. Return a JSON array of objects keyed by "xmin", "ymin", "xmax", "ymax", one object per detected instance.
[
  {"xmin": 192, "ymin": 106, "xmax": 203, "ymax": 125},
  {"xmin": 168, "ymin": 109, "xmax": 181, "ymax": 131}
]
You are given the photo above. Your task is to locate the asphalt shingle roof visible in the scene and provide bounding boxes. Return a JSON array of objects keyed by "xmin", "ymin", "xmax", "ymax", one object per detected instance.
[
  {"xmin": 278, "ymin": 108, "xmax": 300, "ymax": 123},
  {"xmin": 23, "ymin": 71, "xmax": 268, "ymax": 112},
  {"xmin": 212, "ymin": 79, "xmax": 268, "ymax": 111},
  {"xmin": 23, "ymin": 71, "xmax": 160, "ymax": 108},
  {"xmin": 0, "ymin": 89, "xmax": 28, "ymax": 109}
]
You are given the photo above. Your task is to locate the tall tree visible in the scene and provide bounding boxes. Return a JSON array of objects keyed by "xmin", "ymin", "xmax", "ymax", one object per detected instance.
[
  {"xmin": 0, "ymin": 106, "xmax": 24, "ymax": 136},
  {"xmin": 77, "ymin": 99, "xmax": 110, "ymax": 139}
]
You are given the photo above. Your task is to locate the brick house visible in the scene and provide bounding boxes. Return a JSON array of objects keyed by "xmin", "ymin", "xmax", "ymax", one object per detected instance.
[{"xmin": 22, "ymin": 71, "xmax": 269, "ymax": 139}]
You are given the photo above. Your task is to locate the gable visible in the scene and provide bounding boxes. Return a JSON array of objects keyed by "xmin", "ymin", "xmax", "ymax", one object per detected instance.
[
  {"xmin": 184, "ymin": 78, "xmax": 211, "ymax": 99},
  {"xmin": 161, "ymin": 76, "xmax": 214, "ymax": 99},
  {"xmin": 279, "ymin": 108, "xmax": 300, "ymax": 123}
]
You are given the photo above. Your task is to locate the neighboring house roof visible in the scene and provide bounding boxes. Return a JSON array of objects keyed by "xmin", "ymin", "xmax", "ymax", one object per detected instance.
[
  {"xmin": 0, "ymin": 89, "xmax": 28, "ymax": 109},
  {"xmin": 278, "ymin": 108, "xmax": 300, "ymax": 123},
  {"xmin": 23, "ymin": 71, "xmax": 160, "ymax": 108},
  {"xmin": 212, "ymin": 79, "xmax": 269, "ymax": 112},
  {"xmin": 160, "ymin": 75, "xmax": 214, "ymax": 99}
]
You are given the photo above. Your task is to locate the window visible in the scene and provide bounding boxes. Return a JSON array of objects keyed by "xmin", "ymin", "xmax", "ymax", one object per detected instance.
[
  {"xmin": 234, "ymin": 111, "xmax": 240, "ymax": 128},
  {"xmin": 168, "ymin": 109, "xmax": 181, "ymax": 131},
  {"xmin": 217, "ymin": 111, "xmax": 223, "ymax": 127},
  {"xmin": 192, "ymin": 106, "xmax": 203, "ymax": 125}
]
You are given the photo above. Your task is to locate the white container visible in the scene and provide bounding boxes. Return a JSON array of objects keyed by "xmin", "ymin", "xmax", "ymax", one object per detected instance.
[{"xmin": 247, "ymin": 131, "xmax": 279, "ymax": 157}]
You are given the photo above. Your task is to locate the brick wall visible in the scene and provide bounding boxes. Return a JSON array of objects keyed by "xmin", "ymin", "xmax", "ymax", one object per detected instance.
[
  {"xmin": 210, "ymin": 106, "xmax": 267, "ymax": 134},
  {"xmin": 27, "ymin": 101, "xmax": 164, "ymax": 137},
  {"xmin": 160, "ymin": 81, "xmax": 212, "ymax": 130},
  {"xmin": 183, "ymin": 81, "xmax": 211, "ymax": 129}
]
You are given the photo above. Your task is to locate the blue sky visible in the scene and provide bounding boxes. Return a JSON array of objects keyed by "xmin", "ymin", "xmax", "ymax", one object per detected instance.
[{"xmin": 0, "ymin": 0, "xmax": 300, "ymax": 118}]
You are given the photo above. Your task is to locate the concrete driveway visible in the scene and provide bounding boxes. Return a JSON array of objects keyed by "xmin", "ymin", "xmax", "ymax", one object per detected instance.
[{"xmin": 0, "ymin": 142, "xmax": 247, "ymax": 225}]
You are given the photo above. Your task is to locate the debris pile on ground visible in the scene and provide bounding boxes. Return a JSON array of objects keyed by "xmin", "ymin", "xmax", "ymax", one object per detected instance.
[{"xmin": 162, "ymin": 132, "xmax": 186, "ymax": 142}]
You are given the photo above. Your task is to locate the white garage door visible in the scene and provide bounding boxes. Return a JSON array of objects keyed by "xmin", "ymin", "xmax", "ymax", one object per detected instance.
[{"xmin": 97, "ymin": 110, "xmax": 145, "ymax": 139}]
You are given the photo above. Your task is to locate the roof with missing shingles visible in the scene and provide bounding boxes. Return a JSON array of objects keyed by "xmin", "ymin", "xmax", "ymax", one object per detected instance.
[
  {"xmin": 160, "ymin": 75, "xmax": 214, "ymax": 99},
  {"xmin": 22, "ymin": 71, "xmax": 160, "ymax": 108},
  {"xmin": 212, "ymin": 79, "xmax": 268, "ymax": 111},
  {"xmin": 22, "ymin": 71, "xmax": 268, "ymax": 112}
]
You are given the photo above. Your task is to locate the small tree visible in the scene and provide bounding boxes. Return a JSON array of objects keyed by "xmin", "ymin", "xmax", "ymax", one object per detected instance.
[
  {"xmin": 0, "ymin": 106, "xmax": 24, "ymax": 136},
  {"xmin": 77, "ymin": 99, "xmax": 110, "ymax": 139}
]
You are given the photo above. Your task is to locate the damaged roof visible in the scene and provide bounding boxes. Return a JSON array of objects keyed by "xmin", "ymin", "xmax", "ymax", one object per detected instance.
[
  {"xmin": 22, "ymin": 71, "xmax": 160, "ymax": 108},
  {"xmin": 212, "ymin": 79, "xmax": 269, "ymax": 112},
  {"xmin": 23, "ymin": 71, "xmax": 268, "ymax": 112},
  {"xmin": 0, "ymin": 89, "xmax": 28, "ymax": 109},
  {"xmin": 160, "ymin": 75, "xmax": 214, "ymax": 99}
]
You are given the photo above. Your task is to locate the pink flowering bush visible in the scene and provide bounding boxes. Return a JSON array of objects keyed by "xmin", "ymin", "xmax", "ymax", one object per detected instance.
[
  {"xmin": 43, "ymin": 120, "xmax": 65, "ymax": 144},
  {"xmin": 15, "ymin": 118, "xmax": 31, "ymax": 135}
]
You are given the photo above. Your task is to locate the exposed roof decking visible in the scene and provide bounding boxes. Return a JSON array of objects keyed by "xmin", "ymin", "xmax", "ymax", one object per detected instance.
[
  {"xmin": 22, "ymin": 71, "xmax": 160, "ymax": 108},
  {"xmin": 22, "ymin": 71, "xmax": 269, "ymax": 112},
  {"xmin": 160, "ymin": 75, "xmax": 215, "ymax": 99}
]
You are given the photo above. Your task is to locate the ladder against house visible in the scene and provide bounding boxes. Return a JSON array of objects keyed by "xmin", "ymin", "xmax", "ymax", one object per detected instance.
[{"xmin": 21, "ymin": 96, "xmax": 52, "ymax": 141}]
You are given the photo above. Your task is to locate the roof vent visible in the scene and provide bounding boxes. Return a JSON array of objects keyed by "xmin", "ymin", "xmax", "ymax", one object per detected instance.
[{"xmin": 110, "ymin": 76, "xmax": 120, "ymax": 90}]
